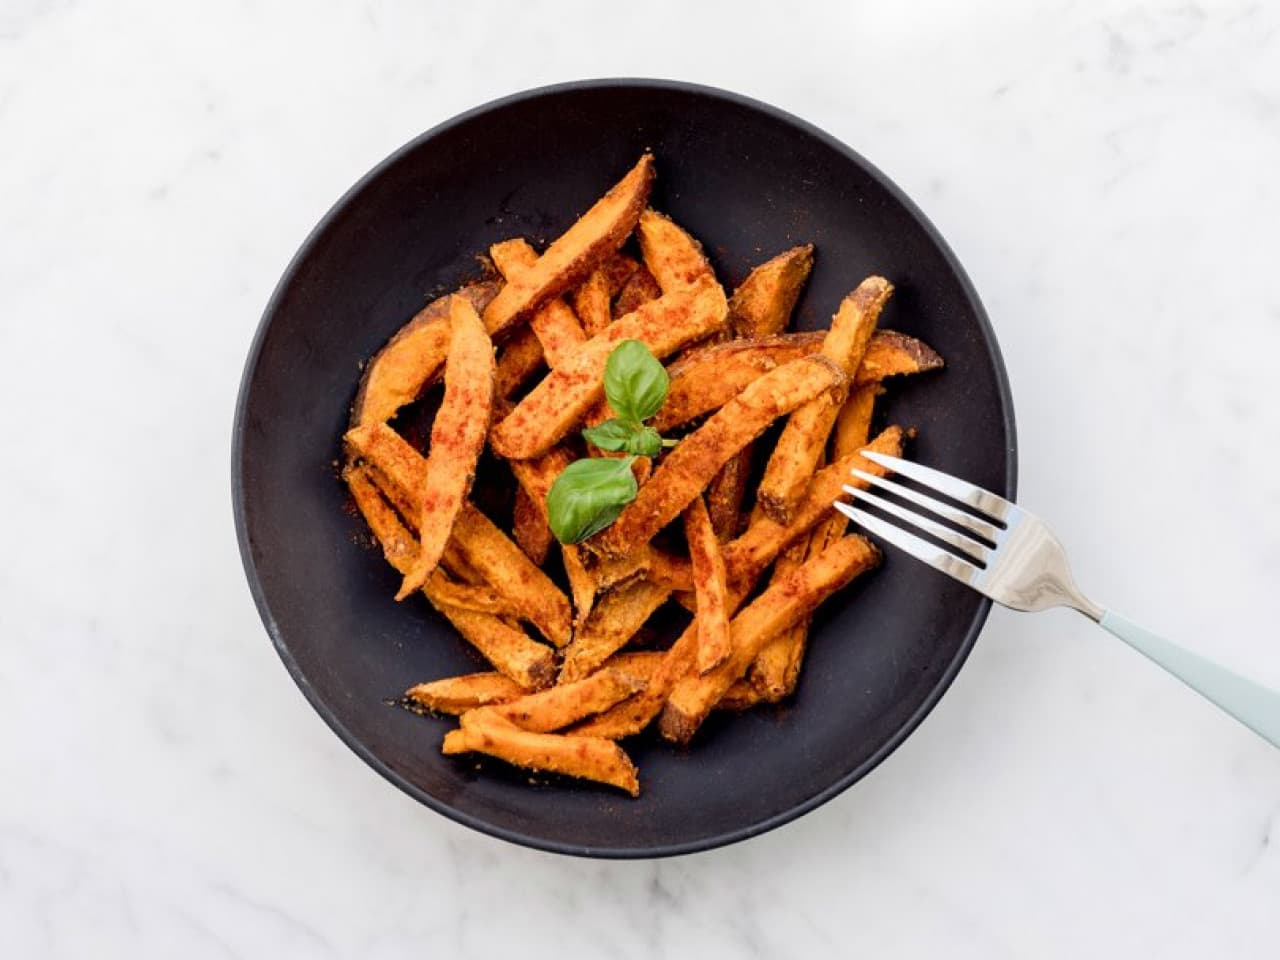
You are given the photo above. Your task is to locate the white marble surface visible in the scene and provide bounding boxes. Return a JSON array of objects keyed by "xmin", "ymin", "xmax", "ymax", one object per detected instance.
[{"xmin": 3, "ymin": 0, "xmax": 1279, "ymax": 956}]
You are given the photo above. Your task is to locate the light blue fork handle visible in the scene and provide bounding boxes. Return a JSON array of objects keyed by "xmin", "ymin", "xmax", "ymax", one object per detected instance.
[{"xmin": 1100, "ymin": 611, "xmax": 1280, "ymax": 749}]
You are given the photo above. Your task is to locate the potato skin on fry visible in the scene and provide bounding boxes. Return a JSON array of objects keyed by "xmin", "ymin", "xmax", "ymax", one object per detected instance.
[
  {"xmin": 660, "ymin": 534, "xmax": 882, "ymax": 744},
  {"xmin": 350, "ymin": 279, "xmax": 501, "ymax": 428},
  {"xmin": 612, "ymin": 265, "xmax": 662, "ymax": 318},
  {"xmin": 444, "ymin": 713, "xmax": 640, "ymax": 796},
  {"xmin": 728, "ymin": 244, "xmax": 814, "ymax": 338},
  {"xmin": 591, "ymin": 355, "xmax": 845, "ymax": 559},
  {"xmin": 398, "ymin": 297, "xmax": 496, "ymax": 599},
  {"xmin": 489, "ymin": 283, "xmax": 729, "ymax": 460},
  {"xmin": 482, "ymin": 155, "xmax": 654, "ymax": 337}
]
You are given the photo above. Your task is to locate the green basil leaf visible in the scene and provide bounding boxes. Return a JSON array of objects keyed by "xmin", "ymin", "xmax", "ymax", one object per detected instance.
[
  {"xmin": 582, "ymin": 418, "xmax": 639, "ymax": 453},
  {"xmin": 624, "ymin": 425, "xmax": 664, "ymax": 457},
  {"xmin": 603, "ymin": 339, "xmax": 669, "ymax": 423},
  {"xmin": 545, "ymin": 456, "xmax": 638, "ymax": 544}
]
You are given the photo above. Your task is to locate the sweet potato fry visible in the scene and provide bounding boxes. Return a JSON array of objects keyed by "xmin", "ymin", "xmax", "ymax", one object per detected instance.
[
  {"xmin": 559, "ymin": 579, "xmax": 672, "ymax": 684},
  {"xmin": 721, "ymin": 426, "xmax": 905, "ymax": 590},
  {"xmin": 749, "ymin": 383, "xmax": 886, "ymax": 699},
  {"xmin": 425, "ymin": 578, "xmax": 517, "ymax": 616},
  {"xmin": 705, "ymin": 448, "xmax": 751, "ymax": 541},
  {"xmin": 346, "ymin": 423, "xmax": 572, "ymax": 645},
  {"xmin": 489, "ymin": 238, "xmax": 587, "ymax": 366},
  {"xmin": 483, "ymin": 667, "xmax": 644, "ymax": 732},
  {"xmin": 398, "ymin": 297, "xmax": 496, "ymax": 599},
  {"xmin": 443, "ymin": 712, "xmax": 639, "ymax": 796},
  {"xmin": 612, "ymin": 265, "xmax": 662, "ymax": 317},
  {"xmin": 481, "ymin": 155, "xmax": 654, "ymax": 337},
  {"xmin": 568, "ymin": 622, "xmax": 702, "ymax": 740},
  {"xmin": 404, "ymin": 672, "xmax": 528, "ymax": 714},
  {"xmin": 408, "ymin": 652, "xmax": 665, "ymax": 716},
  {"xmin": 684, "ymin": 498, "xmax": 731, "ymax": 673},
  {"xmin": 717, "ymin": 679, "xmax": 765, "ymax": 711},
  {"xmin": 489, "ymin": 283, "xmax": 729, "ymax": 459},
  {"xmin": 345, "ymin": 466, "xmax": 555, "ymax": 688},
  {"xmin": 727, "ymin": 245, "xmax": 814, "ymax": 338},
  {"xmin": 590, "ymin": 355, "xmax": 845, "ymax": 559},
  {"xmin": 637, "ymin": 209, "xmax": 716, "ymax": 293},
  {"xmin": 350, "ymin": 279, "xmax": 501, "ymax": 427},
  {"xmin": 494, "ymin": 325, "xmax": 545, "ymax": 398},
  {"xmin": 660, "ymin": 534, "xmax": 882, "ymax": 744},
  {"xmin": 652, "ymin": 328, "xmax": 938, "ymax": 433},
  {"xmin": 573, "ymin": 252, "xmax": 641, "ymax": 336},
  {"xmin": 512, "ymin": 484, "xmax": 552, "ymax": 565},
  {"xmin": 857, "ymin": 329, "xmax": 944, "ymax": 382},
  {"xmin": 756, "ymin": 277, "xmax": 893, "ymax": 524},
  {"xmin": 832, "ymin": 382, "xmax": 883, "ymax": 462}
]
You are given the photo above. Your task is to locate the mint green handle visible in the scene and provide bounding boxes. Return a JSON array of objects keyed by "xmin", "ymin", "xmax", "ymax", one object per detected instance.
[{"xmin": 1100, "ymin": 611, "xmax": 1280, "ymax": 749}]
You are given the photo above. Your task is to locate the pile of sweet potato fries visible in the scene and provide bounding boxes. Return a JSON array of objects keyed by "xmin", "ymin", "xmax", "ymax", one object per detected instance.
[{"xmin": 342, "ymin": 155, "xmax": 943, "ymax": 795}]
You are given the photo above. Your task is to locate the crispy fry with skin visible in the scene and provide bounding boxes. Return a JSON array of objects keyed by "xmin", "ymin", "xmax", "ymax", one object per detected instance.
[
  {"xmin": 404, "ymin": 672, "xmax": 528, "ymax": 714},
  {"xmin": 443, "ymin": 712, "xmax": 639, "ymax": 796},
  {"xmin": 512, "ymin": 484, "xmax": 552, "ymax": 565},
  {"xmin": 345, "ymin": 467, "xmax": 555, "ymax": 688},
  {"xmin": 489, "ymin": 239, "xmax": 587, "ymax": 366},
  {"xmin": 612, "ymin": 265, "xmax": 662, "ymax": 318},
  {"xmin": 721, "ymin": 426, "xmax": 905, "ymax": 590},
  {"xmin": 482, "ymin": 667, "xmax": 644, "ymax": 732},
  {"xmin": 349, "ymin": 280, "xmax": 501, "ymax": 428},
  {"xmin": 685, "ymin": 498, "xmax": 731, "ymax": 673},
  {"xmin": 727, "ymin": 245, "xmax": 814, "ymax": 338},
  {"xmin": 494, "ymin": 326, "xmax": 545, "ymax": 398},
  {"xmin": 481, "ymin": 155, "xmax": 654, "ymax": 337},
  {"xmin": 346, "ymin": 423, "xmax": 572, "ymax": 645},
  {"xmin": 559, "ymin": 579, "xmax": 672, "ymax": 684},
  {"xmin": 705, "ymin": 448, "xmax": 751, "ymax": 541},
  {"xmin": 652, "ymin": 328, "xmax": 939, "ymax": 433},
  {"xmin": 637, "ymin": 209, "xmax": 716, "ymax": 293},
  {"xmin": 660, "ymin": 535, "xmax": 882, "ymax": 744},
  {"xmin": 490, "ymin": 283, "xmax": 729, "ymax": 459},
  {"xmin": 590, "ymin": 355, "xmax": 845, "ymax": 559},
  {"xmin": 756, "ymin": 277, "xmax": 893, "ymax": 525},
  {"xmin": 397, "ymin": 297, "xmax": 496, "ymax": 599}
]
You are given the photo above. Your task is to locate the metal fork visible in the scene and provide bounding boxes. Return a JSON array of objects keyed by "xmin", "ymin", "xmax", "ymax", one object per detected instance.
[{"xmin": 835, "ymin": 451, "xmax": 1280, "ymax": 749}]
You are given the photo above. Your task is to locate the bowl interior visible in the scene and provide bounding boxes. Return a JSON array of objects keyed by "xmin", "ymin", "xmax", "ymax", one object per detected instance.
[{"xmin": 234, "ymin": 80, "xmax": 1015, "ymax": 857}]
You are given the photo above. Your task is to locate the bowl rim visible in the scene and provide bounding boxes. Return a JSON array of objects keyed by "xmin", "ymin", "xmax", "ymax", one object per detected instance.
[{"xmin": 231, "ymin": 77, "xmax": 1018, "ymax": 859}]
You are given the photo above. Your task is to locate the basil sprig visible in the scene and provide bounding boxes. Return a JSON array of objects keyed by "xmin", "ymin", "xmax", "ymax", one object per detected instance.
[{"xmin": 546, "ymin": 340, "xmax": 678, "ymax": 544}]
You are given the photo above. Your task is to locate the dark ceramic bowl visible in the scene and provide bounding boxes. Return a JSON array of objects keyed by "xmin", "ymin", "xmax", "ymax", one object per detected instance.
[{"xmin": 233, "ymin": 79, "xmax": 1016, "ymax": 858}]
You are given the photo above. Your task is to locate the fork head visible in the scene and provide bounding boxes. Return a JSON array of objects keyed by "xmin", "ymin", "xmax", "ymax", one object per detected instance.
[{"xmin": 836, "ymin": 451, "xmax": 1101, "ymax": 620}]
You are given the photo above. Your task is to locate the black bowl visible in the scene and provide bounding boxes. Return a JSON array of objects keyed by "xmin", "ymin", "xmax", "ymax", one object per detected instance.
[{"xmin": 233, "ymin": 79, "xmax": 1016, "ymax": 858}]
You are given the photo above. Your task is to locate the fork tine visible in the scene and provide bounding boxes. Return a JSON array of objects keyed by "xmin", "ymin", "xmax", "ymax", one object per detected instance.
[
  {"xmin": 834, "ymin": 502, "xmax": 985, "ymax": 587},
  {"xmin": 850, "ymin": 469, "xmax": 1002, "ymax": 543},
  {"xmin": 841, "ymin": 484, "xmax": 991, "ymax": 564},
  {"xmin": 859, "ymin": 450, "xmax": 1012, "ymax": 523}
]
